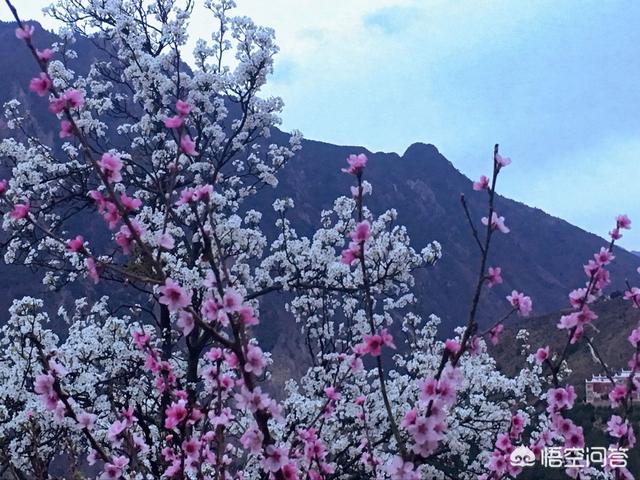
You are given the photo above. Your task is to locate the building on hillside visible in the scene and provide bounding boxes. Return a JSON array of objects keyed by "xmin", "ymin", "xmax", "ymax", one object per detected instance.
[{"xmin": 585, "ymin": 370, "xmax": 640, "ymax": 406}]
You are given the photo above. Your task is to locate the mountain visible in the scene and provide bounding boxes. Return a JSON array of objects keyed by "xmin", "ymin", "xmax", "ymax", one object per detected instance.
[
  {"xmin": 633, "ymin": 251, "xmax": 640, "ymax": 257},
  {"xmin": 1, "ymin": 21, "xmax": 639, "ymax": 352}
]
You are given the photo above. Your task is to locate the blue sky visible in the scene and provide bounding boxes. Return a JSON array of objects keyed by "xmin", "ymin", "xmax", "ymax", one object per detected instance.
[{"xmin": 3, "ymin": 0, "xmax": 639, "ymax": 250}]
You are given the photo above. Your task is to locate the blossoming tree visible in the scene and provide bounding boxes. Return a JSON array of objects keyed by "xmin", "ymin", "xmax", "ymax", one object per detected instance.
[{"xmin": 0, "ymin": 1, "xmax": 639, "ymax": 479}]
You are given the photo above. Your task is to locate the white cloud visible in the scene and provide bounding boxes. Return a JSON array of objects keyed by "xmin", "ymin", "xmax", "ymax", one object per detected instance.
[{"xmin": 499, "ymin": 135, "xmax": 640, "ymax": 249}]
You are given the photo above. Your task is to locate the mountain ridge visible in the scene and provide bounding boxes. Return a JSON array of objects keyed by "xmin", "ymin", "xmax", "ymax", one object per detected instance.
[{"xmin": 1, "ymin": 20, "xmax": 639, "ymax": 345}]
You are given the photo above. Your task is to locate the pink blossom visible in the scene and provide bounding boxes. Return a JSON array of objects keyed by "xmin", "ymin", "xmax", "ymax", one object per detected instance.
[
  {"xmin": 583, "ymin": 259, "xmax": 600, "ymax": 279},
  {"xmin": 176, "ymin": 311, "xmax": 194, "ymax": 336},
  {"xmin": 350, "ymin": 221, "xmax": 371, "ymax": 243},
  {"xmin": 10, "ymin": 203, "xmax": 30, "ymax": 220},
  {"xmin": 87, "ymin": 450, "xmax": 98, "ymax": 466},
  {"xmin": 34, "ymin": 373, "xmax": 55, "ymax": 395},
  {"xmin": 48, "ymin": 359, "xmax": 67, "ymax": 377},
  {"xmin": 468, "ymin": 335, "xmax": 483, "ymax": 355},
  {"xmin": 594, "ymin": 247, "xmax": 614, "ymax": 266},
  {"xmin": 239, "ymin": 305, "xmax": 259, "ymax": 326},
  {"xmin": 563, "ymin": 425, "xmax": 584, "ymax": 449},
  {"xmin": 624, "ymin": 287, "xmax": 640, "ymax": 307},
  {"xmin": 163, "ymin": 115, "xmax": 184, "ymax": 129},
  {"xmin": 222, "ymin": 288, "xmax": 243, "ymax": 312},
  {"xmin": 349, "ymin": 355, "xmax": 363, "ymax": 372},
  {"xmin": 607, "ymin": 415, "xmax": 628, "ymax": 438},
  {"xmin": 182, "ymin": 437, "xmax": 201, "ymax": 459},
  {"xmin": 561, "ymin": 306, "xmax": 597, "ymax": 333},
  {"xmin": 401, "ymin": 408, "xmax": 418, "ymax": 428},
  {"xmin": 444, "ymin": 339, "xmax": 461, "ymax": 354},
  {"xmin": 325, "ymin": 386, "xmax": 341, "ymax": 401},
  {"xmin": 244, "ymin": 344, "xmax": 266, "ymax": 376},
  {"xmin": 225, "ymin": 351, "xmax": 239, "ymax": 369},
  {"xmin": 510, "ymin": 413, "xmax": 525, "ymax": 437},
  {"xmin": 386, "ymin": 456, "xmax": 420, "ymax": 480},
  {"xmin": 192, "ymin": 184, "xmax": 213, "ymax": 202},
  {"xmin": 436, "ymin": 378, "xmax": 457, "ymax": 408},
  {"xmin": 355, "ymin": 330, "xmax": 395, "ymax": 357},
  {"xmin": 36, "ymin": 48, "xmax": 53, "ymax": 62},
  {"xmin": 342, "ymin": 153, "xmax": 368, "ymax": 175},
  {"xmin": 0, "ymin": 180, "xmax": 7, "ymax": 196},
  {"xmin": 132, "ymin": 331, "xmax": 149, "ymax": 349},
  {"xmin": 119, "ymin": 193, "xmax": 141, "ymax": 211},
  {"xmin": 506, "ymin": 290, "xmax": 532, "ymax": 316},
  {"xmin": 89, "ymin": 190, "xmax": 107, "ymax": 211},
  {"xmin": 486, "ymin": 450, "xmax": 508, "ymax": 475},
  {"xmin": 609, "ymin": 384, "xmax": 627, "ymax": 407},
  {"xmin": 341, "ymin": 221, "xmax": 370, "ymax": 265},
  {"xmin": 208, "ymin": 407, "xmax": 235, "ymax": 428},
  {"xmin": 488, "ymin": 323, "xmax": 504, "ymax": 345},
  {"xmin": 594, "ymin": 267, "xmax": 612, "ymax": 290},
  {"xmin": 121, "ymin": 407, "xmax": 136, "ymax": 427},
  {"xmin": 534, "ymin": 346, "xmax": 550, "ymax": 364},
  {"xmin": 495, "ymin": 153, "xmax": 511, "ymax": 168},
  {"xmin": 177, "ymin": 188, "xmax": 195, "ymax": 205},
  {"xmin": 408, "ymin": 414, "xmax": 444, "ymax": 445},
  {"xmin": 59, "ymin": 120, "xmax": 74, "ymax": 138},
  {"xmin": 85, "ymin": 257, "xmax": 99, "ymax": 283},
  {"xmin": 102, "ymin": 202, "xmax": 120, "ymax": 229},
  {"xmin": 629, "ymin": 327, "xmax": 640, "ymax": 347},
  {"xmin": 281, "ymin": 463, "xmax": 299, "ymax": 480},
  {"xmin": 262, "ymin": 445, "xmax": 289, "ymax": 473},
  {"xmin": 67, "ymin": 235, "xmax": 84, "ymax": 252},
  {"xmin": 49, "ymin": 97, "xmax": 66, "ymax": 114},
  {"xmin": 107, "ymin": 419, "xmax": 127, "ymax": 442},
  {"xmin": 207, "ymin": 347, "xmax": 224, "ymax": 362},
  {"xmin": 164, "ymin": 400, "xmax": 188, "ymax": 429},
  {"xmin": 473, "ymin": 175, "xmax": 489, "ymax": 191},
  {"xmin": 180, "ymin": 135, "xmax": 198, "ymax": 156},
  {"xmin": 481, "ymin": 212, "xmax": 510, "ymax": 234},
  {"xmin": 340, "ymin": 245, "xmax": 360, "ymax": 265},
  {"xmin": 163, "ymin": 459, "xmax": 181, "ymax": 478},
  {"xmin": 418, "ymin": 378, "xmax": 438, "ymax": 404},
  {"xmin": 15, "ymin": 25, "xmax": 35, "ymax": 40},
  {"xmin": 610, "ymin": 227, "xmax": 622, "ymax": 240},
  {"xmin": 176, "ymin": 100, "xmax": 191, "ymax": 116},
  {"xmin": 577, "ymin": 305, "xmax": 597, "ymax": 325},
  {"xmin": 380, "ymin": 328, "xmax": 396, "ymax": 349},
  {"xmin": 157, "ymin": 232, "xmax": 175, "ymax": 250},
  {"xmin": 568, "ymin": 287, "xmax": 594, "ymax": 308},
  {"xmin": 240, "ymin": 425, "xmax": 264, "ymax": 454},
  {"xmin": 115, "ymin": 222, "xmax": 143, "ymax": 254},
  {"xmin": 29, "ymin": 73, "xmax": 52, "ymax": 97},
  {"xmin": 132, "ymin": 435, "xmax": 148, "ymax": 453},
  {"xmin": 98, "ymin": 153, "xmax": 123, "ymax": 183},
  {"xmin": 495, "ymin": 432, "xmax": 512, "ymax": 452},
  {"xmin": 50, "ymin": 89, "xmax": 84, "ymax": 113},
  {"xmin": 63, "ymin": 89, "xmax": 84, "ymax": 108},
  {"xmin": 547, "ymin": 386, "xmax": 576, "ymax": 412},
  {"xmin": 616, "ymin": 214, "xmax": 632, "ymax": 230},
  {"xmin": 100, "ymin": 456, "xmax": 128, "ymax": 480},
  {"xmin": 487, "ymin": 266, "xmax": 502, "ymax": 287},
  {"xmin": 201, "ymin": 298, "xmax": 219, "ymax": 323},
  {"xmin": 159, "ymin": 278, "xmax": 192, "ymax": 311}
]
